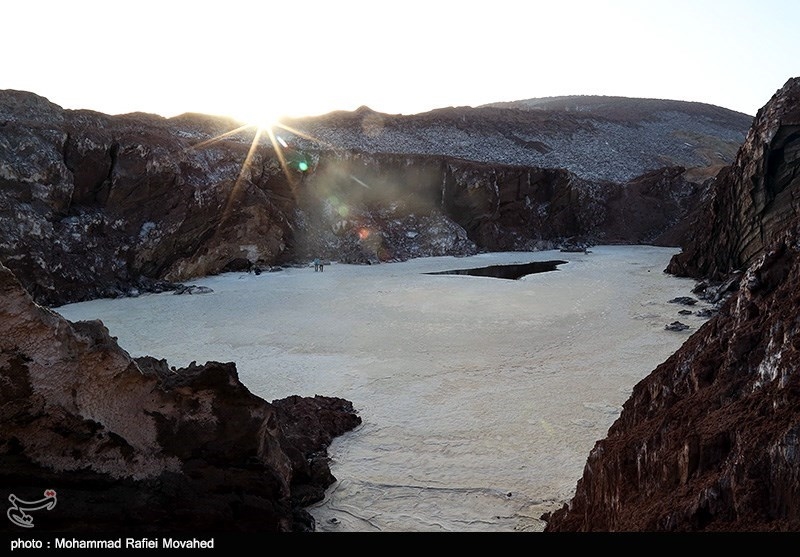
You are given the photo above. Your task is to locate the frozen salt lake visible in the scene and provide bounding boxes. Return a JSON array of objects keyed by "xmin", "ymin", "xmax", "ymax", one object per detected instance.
[{"xmin": 54, "ymin": 245, "xmax": 708, "ymax": 532}]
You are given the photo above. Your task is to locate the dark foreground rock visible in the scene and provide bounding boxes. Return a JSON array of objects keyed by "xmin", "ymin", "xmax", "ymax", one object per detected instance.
[
  {"xmin": 545, "ymin": 77, "xmax": 800, "ymax": 532},
  {"xmin": 0, "ymin": 263, "xmax": 360, "ymax": 532}
]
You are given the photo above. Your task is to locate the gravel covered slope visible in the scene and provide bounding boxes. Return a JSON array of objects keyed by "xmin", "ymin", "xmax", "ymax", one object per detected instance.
[{"xmin": 280, "ymin": 97, "xmax": 752, "ymax": 183}]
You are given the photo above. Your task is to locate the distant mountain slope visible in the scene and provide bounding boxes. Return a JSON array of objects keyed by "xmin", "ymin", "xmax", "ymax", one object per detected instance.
[
  {"xmin": 482, "ymin": 94, "xmax": 752, "ymax": 124},
  {"xmin": 282, "ymin": 96, "xmax": 752, "ymax": 183},
  {"xmin": 0, "ymin": 89, "xmax": 716, "ymax": 306}
]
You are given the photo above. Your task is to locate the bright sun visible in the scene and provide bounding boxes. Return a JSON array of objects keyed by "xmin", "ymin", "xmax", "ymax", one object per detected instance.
[
  {"xmin": 233, "ymin": 108, "xmax": 286, "ymax": 132},
  {"xmin": 210, "ymin": 105, "xmax": 320, "ymax": 182}
]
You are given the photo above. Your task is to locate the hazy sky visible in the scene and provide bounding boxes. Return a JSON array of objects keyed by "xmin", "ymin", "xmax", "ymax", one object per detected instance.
[{"xmin": 3, "ymin": 0, "xmax": 798, "ymax": 123}]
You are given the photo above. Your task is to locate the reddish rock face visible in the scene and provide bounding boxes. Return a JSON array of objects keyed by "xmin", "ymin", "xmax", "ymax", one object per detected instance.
[
  {"xmin": 666, "ymin": 78, "xmax": 800, "ymax": 280},
  {"xmin": 546, "ymin": 77, "xmax": 800, "ymax": 532},
  {"xmin": 0, "ymin": 262, "xmax": 360, "ymax": 532}
]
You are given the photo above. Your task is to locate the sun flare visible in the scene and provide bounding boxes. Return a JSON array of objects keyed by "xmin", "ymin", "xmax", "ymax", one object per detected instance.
[{"xmin": 234, "ymin": 116, "xmax": 278, "ymax": 135}]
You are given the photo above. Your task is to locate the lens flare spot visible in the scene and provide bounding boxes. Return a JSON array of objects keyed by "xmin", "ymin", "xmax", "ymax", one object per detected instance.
[
  {"xmin": 358, "ymin": 228, "xmax": 371, "ymax": 241},
  {"xmin": 337, "ymin": 205, "xmax": 349, "ymax": 217}
]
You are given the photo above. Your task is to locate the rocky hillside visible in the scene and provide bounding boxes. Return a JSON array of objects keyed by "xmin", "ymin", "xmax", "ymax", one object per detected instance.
[
  {"xmin": 666, "ymin": 82, "xmax": 800, "ymax": 280},
  {"xmin": 0, "ymin": 79, "xmax": 789, "ymax": 534},
  {"xmin": 288, "ymin": 97, "xmax": 751, "ymax": 183},
  {"xmin": 544, "ymin": 77, "xmax": 800, "ymax": 531},
  {"xmin": 0, "ymin": 261, "xmax": 361, "ymax": 532},
  {"xmin": 0, "ymin": 90, "xmax": 748, "ymax": 307}
]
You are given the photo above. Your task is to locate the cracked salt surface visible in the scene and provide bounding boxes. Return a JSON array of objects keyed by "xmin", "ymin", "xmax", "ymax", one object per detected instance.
[{"xmin": 54, "ymin": 245, "xmax": 709, "ymax": 532}]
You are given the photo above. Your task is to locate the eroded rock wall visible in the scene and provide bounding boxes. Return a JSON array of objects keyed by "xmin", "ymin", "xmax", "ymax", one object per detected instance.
[
  {"xmin": 0, "ymin": 262, "xmax": 360, "ymax": 532},
  {"xmin": 666, "ymin": 78, "xmax": 800, "ymax": 280},
  {"xmin": 1, "ymin": 92, "xmax": 297, "ymax": 306},
  {"xmin": 1, "ymin": 90, "xmax": 711, "ymax": 307},
  {"xmin": 545, "ymin": 77, "xmax": 800, "ymax": 532}
]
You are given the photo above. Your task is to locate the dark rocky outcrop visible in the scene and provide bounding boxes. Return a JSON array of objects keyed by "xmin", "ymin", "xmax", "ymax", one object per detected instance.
[
  {"xmin": 0, "ymin": 89, "xmax": 748, "ymax": 307},
  {"xmin": 0, "ymin": 262, "xmax": 360, "ymax": 532},
  {"xmin": 545, "ymin": 77, "xmax": 800, "ymax": 532},
  {"xmin": 0, "ymin": 92, "xmax": 298, "ymax": 306},
  {"xmin": 666, "ymin": 79, "xmax": 800, "ymax": 280}
]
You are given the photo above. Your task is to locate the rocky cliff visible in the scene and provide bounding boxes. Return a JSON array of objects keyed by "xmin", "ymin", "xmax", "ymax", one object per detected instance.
[
  {"xmin": 0, "ymin": 92, "xmax": 298, "ymax": 306},
  {"xmin": 545, "ymin": 77, "xmax": 800, "ymax": 531},
  {"xmin": 0, "ymin": 89, "xmax": 748, "ymax": 307},
  {"xmin": 0, "ymin": 261, "xmax": 360, "ymax": 532},
  {"xmin": 666, "ymin": 80, "xmax": 800, "ymax": 280},
  {"xmin": 0, "ymin": 85, "xmax": 764, "ymax": 533}
]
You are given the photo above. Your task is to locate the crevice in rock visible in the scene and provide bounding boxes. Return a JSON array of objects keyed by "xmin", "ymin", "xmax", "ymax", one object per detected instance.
[{"xmin": 97, "ymin": 141, "xmax": 119, "ymax": 204}]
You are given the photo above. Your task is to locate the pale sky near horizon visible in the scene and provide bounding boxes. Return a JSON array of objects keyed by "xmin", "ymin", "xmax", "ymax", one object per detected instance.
[{"xmin": 3, "ymin": 0, "xmax": 798, "ymax": 124}]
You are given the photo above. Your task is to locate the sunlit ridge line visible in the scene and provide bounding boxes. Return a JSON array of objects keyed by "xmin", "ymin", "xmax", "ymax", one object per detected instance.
[
  {"xmin": 182, "ymin": 120, "xmax": 305, "ymax": 198},
  {"xmin": 179, "ymin": 118, "xmax": 353, "ymax": 208},
  {"xmin": 272, "ymin": 122, "xmax": 341, "ymax": 153},
  {"xmin": 185, "ymin": 120, "xmax": 348, "ymax": 164},
  {"xmin": 271, "ymin": 122, "xmax": 319, "ymax": 144},
  {"xmin": 187, "ymin": 123, "xmax": 254, "ymax": 150}
]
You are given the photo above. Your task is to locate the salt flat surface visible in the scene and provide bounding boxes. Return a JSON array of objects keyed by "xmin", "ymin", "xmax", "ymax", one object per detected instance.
[{"xmin": 54, "ymin": 246, "xmax": 708, "ymax": 532}]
